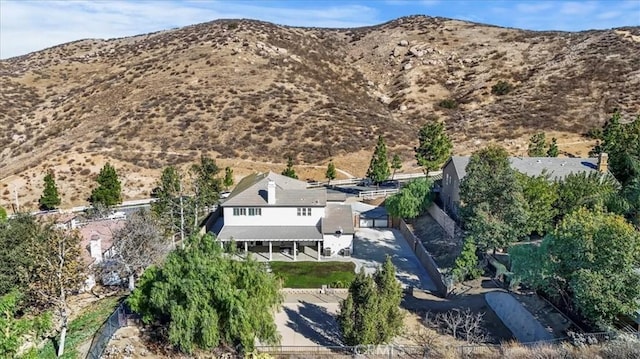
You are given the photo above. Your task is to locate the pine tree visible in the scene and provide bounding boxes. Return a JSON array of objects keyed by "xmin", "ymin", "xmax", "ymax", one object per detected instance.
[
  {"xmin": 528, "ymin": 132, "xmax": 547, "ymax": 156},
  {"xmin": 452, "ymin": 237, "xmax": 482, "ymax": 282},
  {"xmin": 90, "ymin": 163, "xmax": 122, "ymax": 207},
  {"xmin": 414, "ymin": 121, "xmax": 453, "ymax": 175},
  {"xmin": 39, "ymin": 171, "xmax": 61, "ymax": 210},
  {"xmin": 373, "ymin": 256, "xmax": 404, "ymax": 343},
  {"xmin": 547, "ymin": 137, "xmax": 559, "ymax": 157},
  {"xmin": 223, "ymin": 167, "xmax": 234, "ymax": 190},
  {"xmin": 325, "ymin": 159, "xmax": 337, "ymax": 184},
  {"xmin": 366, "ymin": 135, "xmax": 390, "ymax": 185},
  {"xmin": 281, "ymin": 156, "xmax": 298, "ymax": 179},
  {"xmin": 391, "ymin": 154, "xmax": 402, "ymax": 180}
]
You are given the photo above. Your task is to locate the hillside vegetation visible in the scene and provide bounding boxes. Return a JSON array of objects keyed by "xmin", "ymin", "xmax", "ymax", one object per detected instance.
[{"xmin": 1, "ymin": 16, "xmax": 639, "ymax": 209}]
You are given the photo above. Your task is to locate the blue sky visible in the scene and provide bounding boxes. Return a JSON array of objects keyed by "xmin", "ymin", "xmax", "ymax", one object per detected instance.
[{"xmin": 1, "ymin": 0, "xmax": 639, "ymax": 59}]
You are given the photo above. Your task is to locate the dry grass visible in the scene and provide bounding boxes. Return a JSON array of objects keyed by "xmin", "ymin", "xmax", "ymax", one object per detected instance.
[{"xmin": 1, "ymin": 17, "xmax": 638, "ymax": 210}]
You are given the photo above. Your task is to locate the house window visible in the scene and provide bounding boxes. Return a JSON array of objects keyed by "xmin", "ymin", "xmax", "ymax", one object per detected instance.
[
  {"xmin": 233, "ymin": 208, "xmax": 247, "ymax": 216},
  {"xmin": 297, "ymin": 207, "xmax": 312, "ymax": 216},
  {"xmin": 248, "ymin": 208, "xmax": 262, "ymax": 216}
]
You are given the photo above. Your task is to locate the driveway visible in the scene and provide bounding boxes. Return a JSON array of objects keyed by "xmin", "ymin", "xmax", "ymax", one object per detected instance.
[{"xmin": 352, "ymin": 228, "xmax": 438, "ymax": 293}]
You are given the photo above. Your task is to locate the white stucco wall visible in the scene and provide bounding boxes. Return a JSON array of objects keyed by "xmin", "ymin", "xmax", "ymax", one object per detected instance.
[
  {"xmin": 322, "ymin": 234, "xmax": 353, "ymax": 256},
  {"xmin": 223, "ymin": 206, "xmax": 325, "ymax": 226}
]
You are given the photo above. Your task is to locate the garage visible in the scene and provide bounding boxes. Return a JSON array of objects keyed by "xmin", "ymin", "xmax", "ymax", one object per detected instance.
[{"xmin": 352, "ymin": 202, "xmax": 389, "ymax": 228}]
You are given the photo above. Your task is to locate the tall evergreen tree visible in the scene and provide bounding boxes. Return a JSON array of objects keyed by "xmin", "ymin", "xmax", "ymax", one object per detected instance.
[
  {"xmin": 325, "ymin": 159, "xmax": 337, "ymax": 184},
  {"xmin": 391, "ymin": 154, "xmax": 402, "ymax": 180},
  {"xmin": 547, "ymin": 137, "xmax": 559, "ymax": 157},
  {"xmin": 366, "ymin": 136, "xmax": 390, "ymax": 185},
  {"xmin": 90, "ymin": 163, "xmax": 122, "ymax": 207},
  {"xmin": 191, "ymin": 155, "xmax": 222, "ymax": 208},
  {"xmin": 373, "ymin": 256, "xmax": 404, "ymax": 343},
  {"xmin": 596, "ymin": 111, "xmax": 640, "ymax": 185},
  {"xmin": 414, "ymin": 121, "xmax": 453, "ymax": 175},
  {"xmin": 527, "ymin": 132, "xmax": 547, "ymax": 156},
  {"xmin": 39, "ymin": 171, "xmax": 61, "ymax": 210},
  {"xmin": 281, "ymin": 156, "xmax": 298, "ymax": 179},
  {"xmin": 223, "ymin": 167, "xmax": 234, "ymax": 190}
]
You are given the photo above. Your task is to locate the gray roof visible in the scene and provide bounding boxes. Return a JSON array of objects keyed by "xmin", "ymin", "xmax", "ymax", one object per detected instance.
[
  {"xmin": 350, "ymin": 202, "xmax": 388, "ymax": 219},
  {"xmin": 447, "ymin": 156, "xmax": 600, "ymax": 180},
  {"xmin": 223, "ymin": 171, "xmax": 326, "ymax": 207},
  {"xmin": 322, "ymin": 204, "xmax": 355, "ymax": 234},
  {"xmin": 217, "ymin": 225, "xmax": 323, "ymax": 241}
]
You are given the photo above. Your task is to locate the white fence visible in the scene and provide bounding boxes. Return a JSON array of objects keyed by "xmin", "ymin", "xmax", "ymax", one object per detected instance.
[{"xmin": 358, "ymin": 188, "xmax": 399, "ymax": 200}]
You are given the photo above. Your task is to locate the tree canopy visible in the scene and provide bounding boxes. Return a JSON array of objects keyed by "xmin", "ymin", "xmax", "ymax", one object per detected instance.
[
  {"xmin": 459, "ymin": 145, "xmax": 528, "ymax": 251},
  {"xmin": 511, "ymin": 208, "xmax": 640, "ymax": 326},
  {"xmin": 385, "ymin": 178, "xmax": 433, "ymax": 219},
  {"xmin": 516, "ymin": 171, "xmax": 558, "ymax": 236},
  {"xmin": 90, "ymin": 163, "xmax": 122, "ymax": 207},
  {"xmin": 593, "ymin": 111, "xmax": 640, "ymax": 185},
  {"xmin": 414, "ymin": 121, "xmax": 453, "ymax": 175},
  {"xmin": 39, "ymin": 171, "xmax": 61, "ymax": 211},
  {"xmin": 555, "ymin": 171, "xmax": 619, "ymax": 219},
  {"xmin": 325, "ymin": 159, "xmax": 337, "ymax": 183},
  {"xmin": 223, "ymin": 167, "xmax": 234, "ymax": 190},
  {"xmin": 391, "ymin": 154, "xmax": 402, "ymax": 179},
  {"xmin": 366, "ymin": 136, "xmax": 390, "ymax": 185},
  {"xmin": 527, "ymin": 132, "xmax": 547, "ymax": 157},
  {"xmin": 190, "ymin": 155, "xmax": 222, "ymax": 208},
  {"xmin": 128, "ymin": 234, "xmax": 282, "ymax": 354},
  {"xmin": 281, "ymin": 156, "xmax": 298, "ymax": 179},
  {"xmin": 337, "ymin": 256, "xmax": 403, "ymax": 345}
]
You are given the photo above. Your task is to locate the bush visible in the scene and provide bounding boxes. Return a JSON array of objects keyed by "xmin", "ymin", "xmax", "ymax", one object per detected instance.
[
  {"xmin": 491, "ymin": 80, "xmax": 513, "ymax": 95},
  {"xmin": 438, "ymin": 99, "xmax": 458, "ymax": 109}
]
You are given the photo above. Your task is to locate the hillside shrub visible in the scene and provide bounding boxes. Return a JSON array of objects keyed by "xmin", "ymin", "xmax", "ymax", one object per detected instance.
[
  {"xmin": 491, "ymin": 80, "xmax": 513, "ymax": 95},
  {"xmin": 438, "ymin": 99, "xmax": 458, "ymax": 109}
]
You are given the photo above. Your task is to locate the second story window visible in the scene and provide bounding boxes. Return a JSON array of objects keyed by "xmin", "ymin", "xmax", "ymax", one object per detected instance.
[
  {"xmin": 233, "ymin": 208, "xmax": 246, "ymax": 216},
  {"xmin": 297, "ymin": 207, "xmax": 311, "ymax": 216},
  {"xmin": 248, "ymin": 208, "xmax": 262, "ymax": 216}
]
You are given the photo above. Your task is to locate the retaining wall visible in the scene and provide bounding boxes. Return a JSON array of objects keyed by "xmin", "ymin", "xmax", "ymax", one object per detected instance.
[
  {"xmin": 427, "ymin": 203, "xmax": 462, "ymax": 239},
  {"xmin": 485, "ymin": 292, "xmax": 554, "ymax": 343}
]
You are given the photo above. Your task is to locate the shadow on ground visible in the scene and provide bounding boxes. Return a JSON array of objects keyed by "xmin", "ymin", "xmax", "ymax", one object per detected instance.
[{"xmin": 284, "ymin": 301, "xmax": 344, "ymax": 346}]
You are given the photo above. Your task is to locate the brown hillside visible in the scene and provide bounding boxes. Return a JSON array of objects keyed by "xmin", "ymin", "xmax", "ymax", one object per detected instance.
[{"xmin": 1, "ymin": 16, "xmax": 639, "ymax": 209}]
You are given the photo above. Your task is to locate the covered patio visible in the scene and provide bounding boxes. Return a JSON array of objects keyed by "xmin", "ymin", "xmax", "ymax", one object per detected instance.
[{"xmin": 216, "ymin": 225, "xmax": 324, "ymax": 261}]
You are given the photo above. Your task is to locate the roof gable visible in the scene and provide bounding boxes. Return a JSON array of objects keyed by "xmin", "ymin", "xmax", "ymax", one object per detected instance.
[{"xmin": 223, "ymin": 171, "xmax": 326, "ymax": 207}]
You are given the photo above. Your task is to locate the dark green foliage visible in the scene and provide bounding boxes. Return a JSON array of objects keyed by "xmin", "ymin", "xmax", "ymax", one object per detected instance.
[
  {"xmin": 128, "ymin": 234, "xmax": 282, "ymax": 354},
  {"xmin": 438, "ymin": 99, "xmax": 457, "ymax": 109},
  {"xmin": 325, "ymin": 159, "xmax": 337, "ymax": 183},
  {"xmin": 337, "ymin": 256, "xmax": 403, "ymax": 345},
  {"xmin": 190, "ymin": 155, "xmax": 222, "ymax": 208},
  {"xmin": 90, "ymin": 163, "xmax": 122, "ymax": 207},
  {"xmin": 517, "ymin": 172, "xmax": 558, "ymax": 236},
  {"xmin": 547, "ymin": 137, "xmax": 559, "ymax": 157},
  {"xmin": 281, "ymin": 156, "xmax": 298, "ymax": 179},
  {"xmin": 452, "ymin": 237, "xmax": 482, "ymax": 283},
  {"xmin": 527, "ymin": 132, "xmax": 547, "ymax": 157},
  {"xmin": 414, "ymin": 121, "xmax": 453, "ymax": 175},
  {"xmin": 223, "ymin": 167, "xmax": 234, "ymax": 190},
  {"xmin": 385, "ymin": 178, "xmax": 433, "ymax": 219},
  {"xmin": 460, "ymin": 145, "xmax": 528, "ymax": 251},
  {"xmin": 595, "ymin": 111, "xmax": 640, "ymax": 185},
  {"xmin": 0, "ymin": 214, "xmax": 40, "ymax": 296},
  {"xmin": 0, "ymin": 207, "xmax": 6, "ymax": 222},
  {"xmin": 511, "ymin": 208, "xmax": 640, "ymax": 326},
  {"xmin": 491, "ymin": 80, "xmax": 513, "ymax": 95},
  {"xmin": 555, "ymin": 171, "xmax": 619, "ymax": 218},
  {"xmin": 39, "ymin": 171, "xmax": 61, "ymax": 210},
  {"xmin": 391, "ymin": 154, "xmax": 402, "ymax": 179},
  {"xmin": 366, "ymin": 135, "xmax": 390, "ymax": 185},
  {"xmin": 0, "ymin": 290, "xmax": 51, "ymax": 358}
]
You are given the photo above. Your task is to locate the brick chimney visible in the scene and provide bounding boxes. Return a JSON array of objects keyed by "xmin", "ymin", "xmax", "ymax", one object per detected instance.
[
  {"xmin": 267, "ymin": 180, "xmax": 276, "ymax": 205},
  {"xmin": 597, "ymin": 152, "xmax": 609, "ymax": 173}
]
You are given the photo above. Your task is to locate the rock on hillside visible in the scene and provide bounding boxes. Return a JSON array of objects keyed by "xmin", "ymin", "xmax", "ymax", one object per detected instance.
[{"xmin": 1, "ymin": 16, "xmax": 639, "ymax": 208}]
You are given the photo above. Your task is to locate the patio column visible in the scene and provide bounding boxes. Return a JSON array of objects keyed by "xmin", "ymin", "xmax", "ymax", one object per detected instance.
[
  {"xmin": 244, "ymin": 241, "xmax": 248, "ymax": 255},
  {"xmin": 293, "ymin": 241, "xmax": 297, "ymax": 261},
  {"xmin": 317, "ymin": 241, "xmax": 321, "ymax": 261},
  {"xmin": 268, "ymin": 241, "xmax": 272, "ymax": 261}
]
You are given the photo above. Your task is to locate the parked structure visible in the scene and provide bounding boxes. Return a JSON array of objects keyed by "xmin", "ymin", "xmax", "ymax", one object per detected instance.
[
  {"xmin": 441, "ymin": 153, "xmax": 609, "ymax": 217},
  {"xmin": 212, "ymin": 172, "xmax": 354, "ymax": 260}
]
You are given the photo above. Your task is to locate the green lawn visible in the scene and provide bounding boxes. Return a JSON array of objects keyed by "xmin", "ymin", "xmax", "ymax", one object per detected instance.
[
  {"xmin": 270, "ymin": 261, "xmax": 356, "ymax": 288},
  {"xmin": 39, "ymin": 295, "xmax": 123, "ymax": 359}
]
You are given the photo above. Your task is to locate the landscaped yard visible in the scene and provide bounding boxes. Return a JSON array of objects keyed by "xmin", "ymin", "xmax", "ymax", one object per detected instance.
[
  {"xmin": 270, "ymin": 261, "xmax": 356, "ymax": 288},
  {"xmin": 39, "ymin": 295, "xmax": 123, "ymax": 359}
]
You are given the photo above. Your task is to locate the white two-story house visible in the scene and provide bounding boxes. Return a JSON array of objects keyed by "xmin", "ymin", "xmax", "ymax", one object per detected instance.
[{"xmin": 211, "ymin": 171, "xmax": 354, "ymax": 260}]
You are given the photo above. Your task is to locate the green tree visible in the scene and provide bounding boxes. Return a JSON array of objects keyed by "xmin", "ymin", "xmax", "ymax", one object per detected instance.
[
  {"xmin": 281, "ymin": 156, "xmax": 298, "ymax": 179},
  {"xmin": 516, "ymin": 172, "xmax": 558, "ymax": 236},
  {"xmin": 90, "ymin": 163, "xmax": 122, "ymax": 207},
  {"xmin": 38, "ymin": 171, "xmax": 61, "ymax": 211},
  {"xmin": 128, "ymin": 234, "xmax": 282, "ymax": 354},
  {"xmin": 190, "ymin": 155, "xmax": 222, "ymax": 208},
  {"xmin": 511, "ymin": 208, "xmax": 640, "ymax": 326},
  {"xmin": 459, "ymin": 145, "xmax": 528, "ymax": 252},
  {"xmin": 0, "ymin": 214, "xmax": 40, "ymax": 296},
  {"xmin": 391, "ymin": 154, "xmax": 402, "ymax": 180},
  {"xmin": 414, "ymin": 121, "xmax": 453, "ymax": 175},
  {"xmin": 366, "ymin": 135, "xmax": 390, "ymax": 185},
  {"xmin": 337, "ymin": 259, "xmax": 403, "ymax": 346},
  {"xmin": 325, "ymin": 159, "xmax": 337, "ymax": 184},
  {"xmin": 596, "ymin": 111, "xmax": 640, "ymax": 185},
  {"xmin": 555, "ymin": 171, "xmax": 619, "ymax": 218},
  {"xmin": 0, "ymin": 290, "xmax": 51, "ymax": 358},
  {"xmin": 0, "ymin": 207, "xmax": 6, "ymax": 222},
  {"xmin": 547, "ymin": 137, "xmax": 559, "ymax": 157},
  {"xmin": 223, "ymin": 167, "xmax": 234, "ymax": 190},
  {"xmin": 451, "ymin": 237, "xmax": 482, "ymax": 282},
  {"xmin": 527, "ymin": 132, "xmax": 547, "ymax": 157},
  {"xmin": 385, "ymin": 178, "xmax": 433, "ymax": 219}
]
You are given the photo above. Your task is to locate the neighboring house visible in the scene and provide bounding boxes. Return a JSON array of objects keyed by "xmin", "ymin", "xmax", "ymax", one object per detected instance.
[
  {"xmin": 441, "ymin": 153, "xmax": 609, "ymax": 218},
  {"xmin": 211, "ymin": 171, "xmax": 354, "ymax": 260}
]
